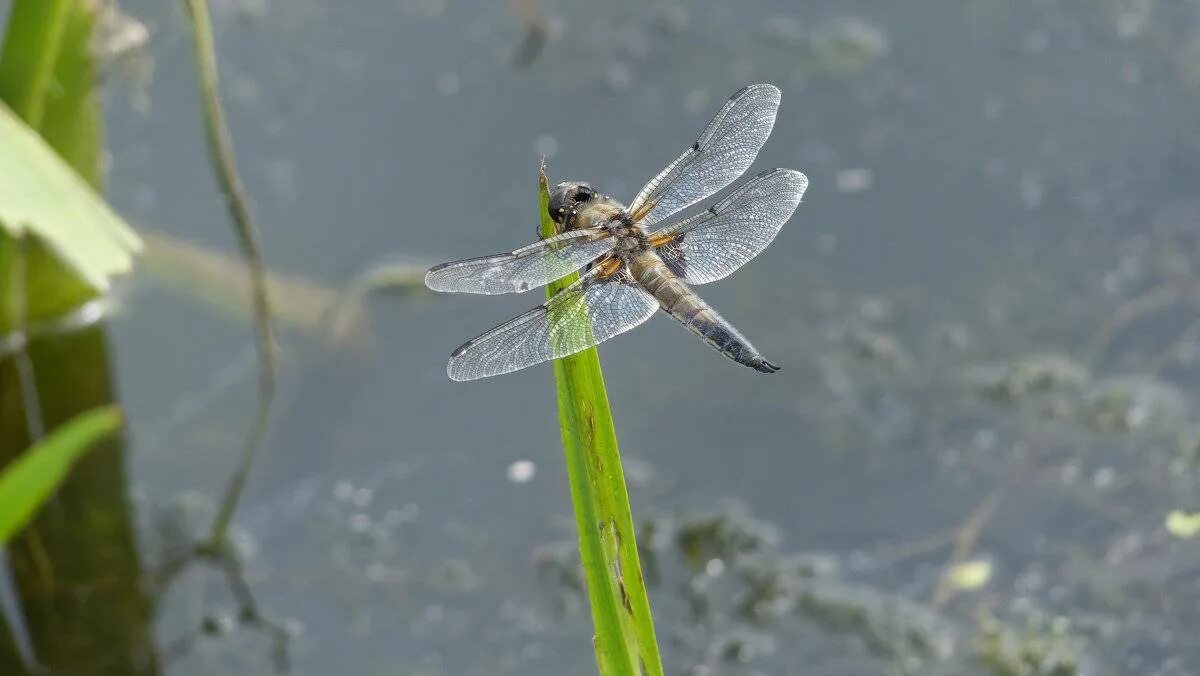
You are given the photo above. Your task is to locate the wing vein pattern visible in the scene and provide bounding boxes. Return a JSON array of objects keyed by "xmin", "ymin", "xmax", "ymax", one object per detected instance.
[
  {"xmin": 446, "ymin": 266, "xmax": 659, "ymax": 381},
  {"xmin": 652, "ymin": 168, "xmax": 808, "ymax": 284},
  {"xmin": 425, "ymin": 228, "xmax": 616, "ymax": 295},
  {"xmin": 629, "ymin": 84, "xmax": 781, "ymax": 226}
]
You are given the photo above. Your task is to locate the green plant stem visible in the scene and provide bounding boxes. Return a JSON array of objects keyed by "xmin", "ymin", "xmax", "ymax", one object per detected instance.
[
  {"xmin": 180, "ymin": 0, "xmax": 275, "ymax": 544},
  {"xmin": 553, "ymin": 355, "xmax": 634, "ymax": 674},
  {"xmin": 539, "ymin": 162, "xmax": 663, "ymax": 676},
  {"xmin": 0, "ymin": 0, "xmax": 72, "ymax": 128}
]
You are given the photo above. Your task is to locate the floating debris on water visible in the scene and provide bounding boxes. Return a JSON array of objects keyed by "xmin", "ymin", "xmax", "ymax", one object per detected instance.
[
  {"xmin": 1165, "ymin": 510, "xmax": 1200, "ymax": 539},
  {"xmin": 946, "ymin": 559, "xmax": 993, "ymax": 593},
  {"xmin": 975, "ymin": 612, "xmax": 1084, "ymax": 676},
  {"xmin": 1080, "ymin": 376, "xmax": 1188, "ymax": 435},
  {"xmin": 968, "ymin": 353, "xmax": 1091, "ymax": 406},
  {"xmin": 676, "ymin": 502, "xmax": 781, "ymax": 565}
]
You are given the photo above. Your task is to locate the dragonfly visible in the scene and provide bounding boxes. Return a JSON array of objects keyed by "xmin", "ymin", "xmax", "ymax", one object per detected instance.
[{"xmin": 426, "ymin": 84, "xmax": 808, "ymax": 381}]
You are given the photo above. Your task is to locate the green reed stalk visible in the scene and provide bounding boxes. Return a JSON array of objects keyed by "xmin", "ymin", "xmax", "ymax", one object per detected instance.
[{"xmin": 539, "ymin": 164, "xmax": 663, "ymax": 676}]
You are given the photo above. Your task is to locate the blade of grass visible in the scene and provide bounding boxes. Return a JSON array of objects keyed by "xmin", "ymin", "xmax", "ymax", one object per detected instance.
[
  {"xmin": 539, "ymin": 162, "xmax": 663, "ymax": 676},
  {"xmin": 0, "ymin": 405, "xmax": 123, "ymax": 543}
]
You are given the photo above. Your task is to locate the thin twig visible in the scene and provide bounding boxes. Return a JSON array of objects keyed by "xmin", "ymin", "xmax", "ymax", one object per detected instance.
[
  {"xmin": 1083, "ymin": 281, "xmax": 1191, "ymax": 363},
  {"xmin": 216, "ymin": 545, "xmax": 292, "ymax": 671},
  {"xmin": 158, "ymin": 542, "xmax": 292, "ymax": 672},
  {"xmin": 181, "ymin": 0, "xmax": 275, "ymax": 544}
]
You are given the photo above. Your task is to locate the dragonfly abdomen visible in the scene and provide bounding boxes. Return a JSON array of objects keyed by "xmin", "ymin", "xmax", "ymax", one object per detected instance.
[{"xmin": 629, "ymin": 251, "xmax": 780, "ymax": 373}]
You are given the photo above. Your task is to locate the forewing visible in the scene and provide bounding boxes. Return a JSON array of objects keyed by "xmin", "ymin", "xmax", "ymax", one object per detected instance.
[
  {"xmin": 650, "ymin": 168, "xmax": 807, "ymax": 284},
  {"xmin": 628, "ymin": 84, "xmax": 781, "ymax": 226},
  {"xmin": 446, "ymin": 265, "xmax": 660, "ymax": 381},
  {"xmin": 425, "ymin": 228, "xmax": 616, "ymax": 295}
]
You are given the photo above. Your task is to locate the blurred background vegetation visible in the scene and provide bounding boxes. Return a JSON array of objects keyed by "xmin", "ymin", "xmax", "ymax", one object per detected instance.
[{"xmin": 2, "ymin": 0, "xmax": 1200, "ymax": 674}]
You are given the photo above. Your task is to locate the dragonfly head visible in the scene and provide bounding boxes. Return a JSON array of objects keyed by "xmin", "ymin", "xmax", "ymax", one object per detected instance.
[{"xmin": 548, "ymin": 181, "xmax": 596, "ymax": 228}]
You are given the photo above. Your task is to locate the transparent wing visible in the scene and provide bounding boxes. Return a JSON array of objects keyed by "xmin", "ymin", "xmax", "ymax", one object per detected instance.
[
  {"xmin": 425, "ymin": 228, "xmax": 617, "ymax": 295},
  {"xmin": 649, "ymin": 168, "xmax": 807, "ymax": 285},
  {"xmin": 628, "ymin": 84, "xmax": 781, "ymax": 227},
  {"xmin": 446, "ymin": 264, "xmax": 659, "ymax": 381}
]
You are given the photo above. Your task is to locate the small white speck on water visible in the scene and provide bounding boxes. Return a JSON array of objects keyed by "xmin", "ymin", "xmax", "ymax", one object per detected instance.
[
  {"xmin": 229, "ymin": 529, "xmax": 258, "ymax": 561},
  {"xmin": 332, "ymin": 480, "xmax": 354, "ymax": 502},
  {"xmin": 507, "ymin": 460, "xmax": 537, "ymax": 483},
  {"xmin": 704, "ymin": 558, "xmax": 725, "ymax": 578},
  {"xmin": 835, "ymin": 168, "xmax": 873, "ymax": 193},
  {"xmin": 283, "ymin": 618, "xmax": 305, "ymax": 638}
]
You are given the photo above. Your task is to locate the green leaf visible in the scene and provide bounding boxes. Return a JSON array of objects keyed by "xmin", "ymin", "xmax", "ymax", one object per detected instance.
[
  {"xmin": 0, "ymin": 405, "xmax": 123, "ymax": 543},
  {"xmin": 0, "ymin": 103, "xmax": 141, "ymax": 296},
  {"xmin": 0, "ymin": 0, "xmax": 141, "ymax": 329},
  {"xmin": 539, "ymin": 164, "xmax": 663, "ymax": 676}
]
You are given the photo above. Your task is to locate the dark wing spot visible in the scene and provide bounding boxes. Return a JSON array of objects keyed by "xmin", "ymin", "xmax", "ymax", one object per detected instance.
[
  {"xmin": 449, "ymin": 340, "xmax": 474, "ymax": 358},
  {"xmin": 727, "ymin": 84, "xmax": 751, "ymax": 101}
]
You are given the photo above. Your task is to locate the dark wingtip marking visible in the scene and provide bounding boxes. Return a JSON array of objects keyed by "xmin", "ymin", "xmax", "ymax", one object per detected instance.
[
  {"xmin": 426, "ymin": 261, "xmax": 456, "ymax": 281},
  {"xmin": 729, "ymin": 84, "xmax": 752, "ymax": 100},
  {"xmin": 449, "ymin": 341, "xmax": 473, "ymax": 359},
  {"xmin": 734, "ymin": 83, "xmax": 780, "ymax": 99}
]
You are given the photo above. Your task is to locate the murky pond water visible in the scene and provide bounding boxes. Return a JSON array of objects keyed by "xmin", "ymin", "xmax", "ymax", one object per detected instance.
[{"xmin": 4, "ymin": 0, "xmax": 1200, "ymax": 674}]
